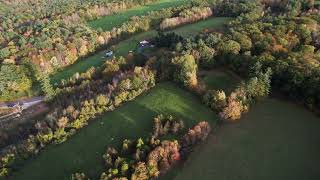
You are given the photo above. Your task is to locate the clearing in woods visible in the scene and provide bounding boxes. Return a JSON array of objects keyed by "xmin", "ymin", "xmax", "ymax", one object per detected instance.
[
  {"xmin": 88, "ymin": 0, "xmax": 189, "ymax": 31},
  {"xmin": 51, "ymin": 17, "xmax": 232, "ymax": 84}
]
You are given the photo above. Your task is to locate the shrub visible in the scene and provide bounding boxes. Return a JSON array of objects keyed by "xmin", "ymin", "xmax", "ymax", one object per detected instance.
[
  {"xmin": 152, "ymin": 114, "xmax": 184, "ymax": 138},
  {"xmin": 219, "ymin": 93, "xmax": 246, "ymax": 121},
  {"xmin": 172, "ymin": 54, "xmax": 198, "ymax": 89},
  {"xmin": 71, "ymin": 172, "xmax": 89, "ymax": 180},
  {"xmin": 203, "ymin": 90, "xmax": 227, "ymax": 111},
  {"xmin": 0, "ymin": 154, "xmax": 15, "ymax": 178},
  {"xmin": 160, "ymin": 7, "xmax": 213, "ymax": 30},
  {"xmin": 181, "ymin": 121, "xmax": 211, "ymax": 148},
  {"xmin": 131, "ymin": 162, "xmax": 149, "ymax": 180}
]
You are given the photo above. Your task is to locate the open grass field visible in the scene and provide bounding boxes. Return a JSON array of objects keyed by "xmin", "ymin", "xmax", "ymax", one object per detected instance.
[
  {"xmin": 88, "ymin": 0, "xmax": 188, "ymax": 31},
  {"xmin": 200, "ymin": 68, "xmax": 241, "ymax": 93},
  {"xmin": 51, "ymin": 17, "xmax": 232, "ymax": 84},
  {"xmin": 12, "ymin": 82, "xmax": 218, "ymax": 180},
  {"xmin": 49, "ymin": 30, "xmax": 159, "ymax": 84},
  {"xmin": 50, "ymin": 31, "xmax": 156, "ymax": 84},
  {"xmin": 169, "ymin": 98, "xmax": 320, "ymax": 180},
  {"xmin": 168, "ymin": 17, "xmax": 233, "ymax": 37}
]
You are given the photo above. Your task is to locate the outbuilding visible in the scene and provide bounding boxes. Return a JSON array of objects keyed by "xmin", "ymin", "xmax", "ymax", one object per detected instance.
[
  {"xmin": 105, "ymin": 50, "xmax": 113, "ymax": 57},
  {"xmin": 139, "ymin": 40, "xmax": 149, "ymax": 47}
]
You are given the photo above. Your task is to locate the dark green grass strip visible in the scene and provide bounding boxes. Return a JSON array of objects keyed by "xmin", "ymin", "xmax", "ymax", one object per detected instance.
[{"xmin": 201, "ymin": 68, "xmax": 241, "ymax": 93}]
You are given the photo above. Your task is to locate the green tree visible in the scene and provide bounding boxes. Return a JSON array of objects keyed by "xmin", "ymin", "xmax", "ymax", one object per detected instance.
[
  {"xmin": 40, "ymin": 74, "xmax": 55, "ymax": 101},
  {"xmin": 231, "ymin": 31, "xmax": 252, "ymax": 52},
  {"xmin": 203, "ymin": 90, "xmax": 227, "ymax": 111},
  {"xmin": 131, "ymin": 162, "xmax": 149, "ymax": 180},
  {"xmin": 0, "ymin": 65, "xmax": 32, "ymax": 101},
  {"xmin": 0, "ymin": 48, "xmax": 10, "ymax": 59},
  {"xmin": 71, "ymin": 172, "xmax": 89, "ymax": 180},
  {"xmin": 172, "ymin": 54, "xmax": 198, "ymax": 88},
  {"xmin": 217, "ymin": 40, "xmax": 241, "ymax": 55}
]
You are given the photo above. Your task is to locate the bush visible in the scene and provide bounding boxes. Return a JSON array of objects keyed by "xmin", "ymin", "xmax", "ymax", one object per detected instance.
[
  {"xmin": 0, "ymin": 154, "xmax": 15, "ymax": 178},
  {"xmin": 71, "ymin": 172, "xmax": 89, "ymax": 180},
  {"xmin": 0, "ymin": 65, "xmax": 32, "ymax": 101},
  {"xmin": 219, "ymin": 91, "xmax": 247, "ymax": 121},
  {"xmin": 160, "ymin": 7, "xmax": 213, "ymax": 30},
  {"xmin": 172, "ymin": 54, "xmax": 198, "ymax": 89},
  {"xmin": 220, "ymin": 68, "xmax": 272, "ymax": 121},
  {"xmin": 203, "ymin": 90, "xmax": 227, "ymax": 111},
  {"xmin": 152, "ymin": 114, "xmax": 185, "ymax": 138},
  {"xmin": 181, "ymin": 121, "xmax": 211, "ymax": 148}
]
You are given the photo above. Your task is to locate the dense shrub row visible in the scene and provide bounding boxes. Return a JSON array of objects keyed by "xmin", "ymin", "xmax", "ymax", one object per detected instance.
[
  {"xmin": 160, "ymin": 7, "xmax": 213, "ymax": 30},
  {"xmin": 88, "ymin": 116, "xmax": 211, "ymax": 180}
]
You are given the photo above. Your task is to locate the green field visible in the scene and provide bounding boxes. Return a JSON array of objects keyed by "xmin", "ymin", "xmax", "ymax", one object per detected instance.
[
  {"xmin": 88, "ymin": 0, "xmax": 188, "ymax": 31},
  {"xmin": 51, "ymin": 17, "xmax": 232, "ymax": 84},
  {"xmin": 168, "ymin": 17, "xmax": 233, "ymax": 37},
  {"xmin": 12, "ymin": 82, "xmax": 218, "ymax": 180},
  {"xmin": 50, "ymin": 31, "xmax": 156, "ymax": 84},
  {"xmin": 201, "ymin": 68, "xmax": 241, "ymax": 93},
  {"xmin": 170, "ymin": 98, "xmax": 320, "ymax": 180}
]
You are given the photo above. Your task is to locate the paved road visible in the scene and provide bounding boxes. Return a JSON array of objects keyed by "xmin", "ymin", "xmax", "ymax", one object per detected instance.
[
  {"xmin": 0, "ymin": 96, "xmax": 45, "ymax": 108},
  {"xmin": 0, "ymin": 96, "xmax": 46, "ymax": 123}
]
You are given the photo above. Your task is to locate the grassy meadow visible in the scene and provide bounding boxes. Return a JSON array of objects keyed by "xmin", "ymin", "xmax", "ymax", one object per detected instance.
[
  {"xmin": 168, "ymin": 17, "xmax": 233, "ymax": 37},
  {"xmin": 200, "ymin": 68, "xmax": 241, "ymax": 93},
  {"xmin": 88, "ymin": 0, "xmax": 189, "ymax": 31},
  {"xmin": 50, "ymin": 31, "xmax": 156, "ymax": 84},
  {"xmin": 12, "ymin": 82, "xmax": 218, "ymax": 180},
  {"xmin": 169, "ymin": 98, "xmax": 320, "ymax": 180}
]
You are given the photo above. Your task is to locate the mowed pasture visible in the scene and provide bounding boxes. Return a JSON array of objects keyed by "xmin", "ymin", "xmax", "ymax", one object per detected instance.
[
  {"xmin": 168, "ymin": 17, "xmax": 233, "ymax": 37},
  {"xmin": 171, "ymin": 98, "xmax": 320, "ymax": 180},
  {"xmin": 88, "ymin": 0, "xmax": 189, "ymax": 31},
  {"xmin": 51, "ymin": 17, "xmax": 232, "ymax": 84},
  {"xmin": 12, "ymin": 82, "xmax": 218, "ymax": 180},
  {"xmin": 200, "ymin": 68, "xmax": 241, "ymax": 93}
]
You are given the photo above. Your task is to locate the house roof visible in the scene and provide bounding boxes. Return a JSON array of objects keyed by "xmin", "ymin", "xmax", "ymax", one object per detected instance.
[{"xmin": 140, "ymin": 40, "xmax": 149, "ymax": 44}]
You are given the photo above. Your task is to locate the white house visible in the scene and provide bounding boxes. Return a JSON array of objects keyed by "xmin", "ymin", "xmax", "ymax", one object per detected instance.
[
  {"xmin": 105, "ymin": 50, "xmax": 113, "ymax": 57},
  {"xmin": 139, "ymin": 40, "xmax": 149, "ymax": 47}
]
